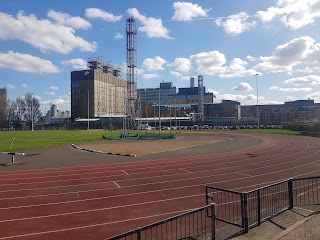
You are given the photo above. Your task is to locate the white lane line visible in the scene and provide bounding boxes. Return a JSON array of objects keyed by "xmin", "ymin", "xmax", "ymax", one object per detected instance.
[
  {"xmin": 0, "ymin": 141, "xmax": 297, "ymax": 190},
  {"xmin": 0, "ymin": 144, "xmax": 317, "ymax": 202},
  {"xmin": 0, "ymin": 143, "xmax": 309, "ymax": 194},
  {"xmin": 122, "ymin": 170, "xmax": 129, "ymax": 175},
  {"xmin": 0, "ymin": 136, "xmax": 277, "ymax": 180},
  {"xmin": 0, "ymin": 193, "xmax": 202, "ymax": 223},
  {"xmin": 0, "ymin": 137, "xmax": 279, "ymax": 183},
  {"xmin": 179, "ymin": 168, "xmax": 192, "ymax": 173},
  {"xmin": 236, "ymin": 172, "xmax": 252, "ymax": 177},
  {"xmin": 113, "ymin": 181, "xmax": 121, "ymax": 188},
  {"xmin": 0, "ymin": 209, "xmax": 190, "ymax": 240}
]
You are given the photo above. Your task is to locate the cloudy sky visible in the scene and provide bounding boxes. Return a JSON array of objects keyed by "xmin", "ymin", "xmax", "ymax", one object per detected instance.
[{"xmin": 1, "ymin": 0, "xmax": 320, "ymax": 111}]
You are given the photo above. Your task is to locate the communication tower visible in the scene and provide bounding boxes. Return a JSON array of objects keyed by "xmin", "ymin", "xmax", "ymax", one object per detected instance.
[{"xmin": 126, "ymin": 17, "xmax": 137, "ymax": 129}]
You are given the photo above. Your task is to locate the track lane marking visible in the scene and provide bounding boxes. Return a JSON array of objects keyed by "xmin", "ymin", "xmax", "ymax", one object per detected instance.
[
  {"xmin": 113, "ymin": 181, "xmax": 121, "ymax": 188},
  {"xmin": 0, "ymin": 142, "xmax": 308, "ymax": 193}
]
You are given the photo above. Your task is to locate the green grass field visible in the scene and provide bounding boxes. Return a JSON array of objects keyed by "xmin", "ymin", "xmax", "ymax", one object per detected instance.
[
  {"xmin": 0, "ymin": 129, "xmax": 300, "ymax": 152},
  {"xmin": 0, "ymin": 130, "xmax": 104, "ymax": 152}
]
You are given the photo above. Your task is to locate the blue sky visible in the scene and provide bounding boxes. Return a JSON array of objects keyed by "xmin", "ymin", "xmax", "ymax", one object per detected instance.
[{"xmin": 1, "ymin": 0, "xmax": 320, "ymax": 112}]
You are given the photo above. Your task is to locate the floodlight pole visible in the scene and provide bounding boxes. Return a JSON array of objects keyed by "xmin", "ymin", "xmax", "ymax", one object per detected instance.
[
  {"xmin": 31, "ymin": 93, "xmax": 34, "ymax": 131},
  {"xmin": 254, "ymin": 74, "xmax": 259, "ymax": 129},
  {"xmin": 158, "ymin": 85, "xmax": 161, "ymax": 134},
  {"xmin": 87, "ymin": 90, "xmax": 90, "ymax": 139}
]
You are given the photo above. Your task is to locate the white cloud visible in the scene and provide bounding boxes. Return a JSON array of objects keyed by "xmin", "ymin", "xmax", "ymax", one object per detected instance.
[
  {"xmin": 287, "ymin": 96, "xmax": 294, "ymax": 100},
  {"xmin": 172, "ymin": 2, "xmax": 210, "ymax": 21},
  {"xmin": 142, "ymin": 56, "xmax": 166, "ymax": 71},
  {"xmin": 135, "ymin": 68, "xmax": 145, "ymax": 75},
  {"xmin": 0, "ymin": 11, "xmax": 96, "ymax": 54},
  {"xmin": 218, "ymin": 93, "xmax": 264, "ymax": 104},
  {"xmin": 45, "ymin": 92, "xmax": 56, "ymax": 96},
  {"xmin": 114, "ymin": 33, "xmax": 123, "ymax": 39},
  {"xmin": 219, "ymin": 58, "xmax": 261, "ymax": 78},
  {"xmin": 189, "ymin": 50, "xmax": 226, "ymax": 75},
  {"xmin": 127, "ymin": 8, "xmax": 172, "ymax": 39},
  {"xmin": 6, "ymin": 84, "xmax": 15, "ymax": 89},
  {"xmin": 47, "ymin": 9, "xmax": 91, "ymax": 30},
  {"xmin": 232, "ymin": 82, "xmax": 253, "ymax": 91},
  {"xmin": 170, "ymin": 71, "xmax": 182, "ymax": 77},
  {"xmin": 142, "ymin": 73, "xmax": 159, "ymax": 79},
  {"xmin": 306, "ymin": 91, "xmax": 320, "ymax": 101},
  {"xmin": 246, "ymin": 55, "xmax": 257, "ymax": 62},
  {"xmin": 85, "ymin": 8, "xmax": 122, "ymax": 22},
  {"xmin": 61, "ymin": 58, "xmax": 87, "ymax": 70},
  {"xmin": 171, "ymin": 57, "xmax": 192, "ymax": 72},
  {"xmin": 50, "ymin": 86, "xmax": 59, "ymax": 90},
  {"xmin": 257, "ymin": 0, "xmax": 320, "ymax": 30},
  {"xmin": 0, "ymin": 51, "xmax": 59, "ymax": 73},
  {"xmin": 215, "ymin": 12, "xmax": 256, "ymax": 35},
  {"xmin": 269, "ymin": 86, "xmax": 312, "ymax": 92},
  {"xmin": 22, "ymin": 84, "xmax": 27, "ymax": 88},
  {"xmin": 208, "ymin": 88, "xmax": 220, "ymax": 95},
  {"xmin": 284, "ymin": 75, "xmax": 320, "ymax": 86},
  {"xmin": 255, "ymin": 36, "xmax": 315, "ymax": 73},
  {"xmin": 180, "ymin": 76, "xmax": 192, "ymax": 81}
]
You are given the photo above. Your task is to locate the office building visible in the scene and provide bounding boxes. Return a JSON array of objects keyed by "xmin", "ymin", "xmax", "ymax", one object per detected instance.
[{"xmin": 71, "ymin": 58, "xmax": 129, "ymax": 120}]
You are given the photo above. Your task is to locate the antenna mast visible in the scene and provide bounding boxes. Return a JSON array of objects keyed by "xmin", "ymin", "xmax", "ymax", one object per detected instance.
[{"xmin": 126, "ymin": 17, "xmax": 137, "ymax": 129}]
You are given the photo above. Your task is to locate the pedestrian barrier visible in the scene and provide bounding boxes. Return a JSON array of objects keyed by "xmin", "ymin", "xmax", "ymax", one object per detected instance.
[{"xmin": 107, "ymin": 176, "xmax": 320, "ymax": 240}]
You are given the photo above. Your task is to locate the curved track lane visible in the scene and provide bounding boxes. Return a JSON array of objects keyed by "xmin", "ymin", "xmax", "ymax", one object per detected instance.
[{"xmin": 0, "ymin": 133, "xmax": 319, "ymax": 240}]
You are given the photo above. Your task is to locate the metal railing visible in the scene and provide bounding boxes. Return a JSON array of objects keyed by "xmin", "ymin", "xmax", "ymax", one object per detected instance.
[
  {"xmin": 108, "ymin": 176, "xmax": 319, "ymax": 240},
  {"xmin": 107, "ymin": 205, "xmax": 215, "ymax": 240}
]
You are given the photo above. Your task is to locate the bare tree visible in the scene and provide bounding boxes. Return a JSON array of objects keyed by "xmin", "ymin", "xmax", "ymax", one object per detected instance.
[
  {"xmin": 24, "ymin": 92, "xmax": 41, "ymax": 128},
  {"xmin": 0, "ymin": 95, "xmax": 7, "ymax": 128}
]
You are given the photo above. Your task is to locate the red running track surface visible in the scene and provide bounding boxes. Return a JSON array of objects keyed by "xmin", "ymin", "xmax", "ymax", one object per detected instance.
[{"xmin": 0, "ymin": 133, "xmax": 319, "ymax": 240}]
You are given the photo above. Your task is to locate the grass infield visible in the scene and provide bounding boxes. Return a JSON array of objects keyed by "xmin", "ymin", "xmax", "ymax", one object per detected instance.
[{"xmin": 0, "ymin": 129, "xmax": 299, "ymax": 152}]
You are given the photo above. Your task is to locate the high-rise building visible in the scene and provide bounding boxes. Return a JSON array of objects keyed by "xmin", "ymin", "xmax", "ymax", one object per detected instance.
[
  {"xmin": 71, "ymin": 59, "xmax": 129, "ymax": 120},
  {"xmin": 0, "ymin": 87, "xmax": 7, "ymax": 100},
  {"xmin": 137, "ymin": 82, "xmax": 177, "ymax": 105}
]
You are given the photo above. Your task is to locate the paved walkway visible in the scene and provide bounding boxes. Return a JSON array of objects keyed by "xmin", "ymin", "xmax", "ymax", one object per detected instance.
[{"xmin": 232, "ymin": 207, "xmax": 320, "ymax": 240}]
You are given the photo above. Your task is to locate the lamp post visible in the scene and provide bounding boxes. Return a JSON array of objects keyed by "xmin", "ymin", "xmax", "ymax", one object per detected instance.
[
  {"xmin": 87, "ymin": 90, "xmax": 90, "ymax": 139},
  {"xmin": 31, "ymin": 93, "xmax": 34, "ymax": 131},
  {"xmin": 168, "ymin": 99, "xmax": 172, "ymax": 131},
  {"xmin": 153, "ymin": 103, "xmax": 156, "ymax": 135},
  {"xmin": 254, "ymin": 74, "xmax": 259, "ymax": 129},
  {"xmin": 158, "ymin": 85, "xmax": 161, "ymax": 134}
]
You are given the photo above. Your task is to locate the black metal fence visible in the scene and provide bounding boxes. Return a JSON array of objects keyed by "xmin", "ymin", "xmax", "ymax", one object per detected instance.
[
  {"xmin": 206, "ymin": 176, "xmax": 320, "ymax": 235},
  {"xmin": 107, "ymin": 205, "xmax": 215, "ymax": 240},
  {"xmin": 107, "ymin": 176, "xmax": 319, "ymax": 240}
]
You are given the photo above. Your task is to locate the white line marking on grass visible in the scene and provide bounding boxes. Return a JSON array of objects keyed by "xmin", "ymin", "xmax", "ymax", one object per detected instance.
[
  {"xmin": 179, "ymin": 168, "xmax": 192, "ymax": 173},
  {"xmin": 122, "ymin": 170, "xmax": 129, "ymax": 175},
  {"xmin": 113, "ymin": 181, "xmax": 121, "ymax": 188}
]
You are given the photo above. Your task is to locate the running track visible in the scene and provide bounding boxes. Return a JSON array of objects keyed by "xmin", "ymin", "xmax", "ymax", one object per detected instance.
[{"xmin": 0, "ymin": 133, "xmax": 320, "ymax": 240}]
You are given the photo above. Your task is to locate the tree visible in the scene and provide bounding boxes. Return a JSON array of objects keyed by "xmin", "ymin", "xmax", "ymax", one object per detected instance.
[
  {"xmin": 0, "ymin": 95, "xmax": 7, "ymax": 128},
  {"xmin": 24, "ymin": 92, "xmax": 41, "ymax": 128}
]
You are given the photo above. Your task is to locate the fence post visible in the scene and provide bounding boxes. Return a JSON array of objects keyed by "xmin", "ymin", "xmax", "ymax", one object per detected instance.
[
  {"xmin": 137, "ymin": 227, "xmax": 141, "ymax": 240},
  {"xmin": 210, "ymin": 203, "xmax": 216, "ymax": 240},
  {"xmin": 241, "ymin": 193, "xmax": 249, "ymax": 233},
  {"xmin": 288, "ymin": 178, "xmax": 294, "ymax": 210},
  {"xmin": 257, "ymin": 189, "xmax": 261, "ymax": 226}
]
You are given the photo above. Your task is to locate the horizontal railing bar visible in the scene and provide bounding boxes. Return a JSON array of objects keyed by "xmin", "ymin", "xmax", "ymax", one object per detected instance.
[
  {"xmin": 293, "ymin": 176, "xmax": 320, "ymax": 181},
  {"xmin": 246, "ymin": 179, "xmax": 289, "ymax": 194},
  {"xmin": 206, "ymin": 186, "xmax": 243, "ymax": 195},
  {"xmin": 107, "ymin": 205, "xmax": 212, "ymax": 239}
]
